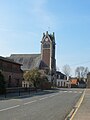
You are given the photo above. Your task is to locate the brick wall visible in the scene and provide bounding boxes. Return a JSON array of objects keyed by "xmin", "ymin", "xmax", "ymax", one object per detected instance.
[
  {"xmin": 42, "ymin": 49, "xmax": 50, "ymax": 67},
  {"xmin": 0, "ymin": 58, "xmax": 23, "ymax": 87}
]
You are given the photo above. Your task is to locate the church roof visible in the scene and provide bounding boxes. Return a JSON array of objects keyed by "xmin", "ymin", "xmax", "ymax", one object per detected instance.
[
  {"xmin": 9, "ymin": 54, "xmax": 49, "ymax": 71},
  {"xmin": 9, "ymin": 54, "xmax": 41, "ymax": 70}
]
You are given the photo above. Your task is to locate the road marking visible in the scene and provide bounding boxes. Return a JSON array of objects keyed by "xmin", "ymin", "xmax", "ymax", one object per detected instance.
[
  {"xmin": 49, "ymin": 94, "xmax": 57, "ymax": 98},
  {"xmin": 59, "ymin": 90, "xmax": 82, "ymax": 94},
  {"xmin": 63, "ymin": 91, "xmax": 68, "ymax": 93},
  {"xmin": 39, "ymin": 97, "xmax": 48, "ymax": 100},
  {"xmin": 0, "ymin": 105, "xmax": 20, "ymax": 112},
  {"xmin": 24, "ymin": 100, "xmax": 37, "ymax": 105},
  {"xmin": 70, "ymin": 90, "xmax": 85, "ymax": 120},
  {"xmin": 68, "ymin": 91, "xmax": 73, "ymax": 93},
  {"xmin": 74, "ymin": 91, "xmax": 78, "ymax": 93},
  {"xmin": 79, "ymin": 91, "xmax": 82, "ymax": 93},
  {"xmin": 65, "ymin": 90, "xmax": 85, "ymax": 120},
  {"xmin": 11, "ymin": 99, "xmax": 22, "ymax": 101}
]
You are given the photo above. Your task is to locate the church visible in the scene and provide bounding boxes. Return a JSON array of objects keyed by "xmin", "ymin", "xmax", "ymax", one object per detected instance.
[{"xmin": 9, "ymin": 31, "xmax": 56, "ymax": 84}]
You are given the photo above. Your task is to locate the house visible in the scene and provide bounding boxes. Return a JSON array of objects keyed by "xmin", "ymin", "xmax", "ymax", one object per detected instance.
[
  {"xmin": 70, "ymin": 77, "xmax": 78, "ymax": 88},
  {"xmin": 0, "ymin": 56, "xmax": 23, "ymax": 88},
  {"xmin": 78, "ymin": 80, "xmax": 86, "ymax": 88},
  {"xmin": 56, "ymin": 71, "xmax": 71, "ymax": 88}
]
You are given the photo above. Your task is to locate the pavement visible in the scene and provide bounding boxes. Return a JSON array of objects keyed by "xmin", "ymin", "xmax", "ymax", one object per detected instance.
[
  {"xmin": 72, "ymin": 89, "xmax": 90, "ymax": 120},
  {"xmin": 0, "ymin": 88, "xmax": 62, "ymax": 100}
]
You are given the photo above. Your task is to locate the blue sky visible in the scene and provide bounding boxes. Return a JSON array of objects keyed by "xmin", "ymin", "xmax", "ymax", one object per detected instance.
[{"xmin": 0, "ymin": 0, "xmax": 90, "ymax": 76}]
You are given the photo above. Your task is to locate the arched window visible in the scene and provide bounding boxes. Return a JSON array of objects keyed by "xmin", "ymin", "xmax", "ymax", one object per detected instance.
[{"xmin": 43, "ymin": 42, "xmax": 50, "ymax": 48}]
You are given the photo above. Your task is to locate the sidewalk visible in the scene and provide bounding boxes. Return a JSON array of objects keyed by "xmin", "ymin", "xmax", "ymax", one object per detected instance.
[
  {"xmin": 0, "ymin": 89, "xmax": 42, "ymax": 100},
  {"xmin": 0, "ymin": 89, "xmax": 59, "ymax": 100},
  {"xmin": 73, "ymin": 89, "xmax": 90, "ymax": 120}
]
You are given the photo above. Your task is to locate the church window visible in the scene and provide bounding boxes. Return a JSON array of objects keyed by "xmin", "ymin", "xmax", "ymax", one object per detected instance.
[{"xmin": 43, "ymin": 42, "xmax": 50, "ymax": 48}]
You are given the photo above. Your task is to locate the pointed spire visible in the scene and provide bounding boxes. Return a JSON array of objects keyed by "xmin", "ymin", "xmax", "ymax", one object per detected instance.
[
  {"xmin": 46, "ymin": 31, "xmax": 48, "ymax": 35},
  {"xmin": 43, "ymin": 32, "xmax": 45, "ymax": 37}
]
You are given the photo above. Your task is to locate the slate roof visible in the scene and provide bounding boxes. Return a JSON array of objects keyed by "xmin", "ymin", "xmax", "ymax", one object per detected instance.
[
  {"xmin": 56, "ymin": 71, "xmax": 67, "ymax": 79},
  {"xmin": 0, "ymin": 56, "xmax": 21, "ymax": 65},
  {"xmin": 9, "ymin": 54, "xmax": 48, "ymax": 71}
]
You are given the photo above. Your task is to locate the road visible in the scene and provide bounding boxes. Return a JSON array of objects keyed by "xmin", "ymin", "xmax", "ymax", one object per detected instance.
[{"xmin": 0, "ymin": 89, "xmax": 84, "ymax": 120}]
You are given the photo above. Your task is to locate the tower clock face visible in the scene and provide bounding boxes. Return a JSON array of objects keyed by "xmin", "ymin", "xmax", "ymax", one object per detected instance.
[
  {"xmin": 43, "ymin": 40, "xmax": 50, "ymax": 48},
  {"xmin": 45, "ymin": 38, "xmax": 48, "ymax": 42}
]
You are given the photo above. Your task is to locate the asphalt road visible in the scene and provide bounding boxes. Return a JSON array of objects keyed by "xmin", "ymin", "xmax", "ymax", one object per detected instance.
[{"xmin": 0, "ymin": 89, "xmax": 84, "ymax": 120}]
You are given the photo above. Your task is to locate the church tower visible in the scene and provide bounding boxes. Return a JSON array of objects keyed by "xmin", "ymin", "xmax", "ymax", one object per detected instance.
[{"xmin": 41, "ymin": 31, "xmax": 56, "ymax": 82}]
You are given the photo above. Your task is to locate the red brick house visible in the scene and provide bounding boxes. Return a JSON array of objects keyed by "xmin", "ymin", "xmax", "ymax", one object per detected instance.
[
  {"xmin": 70, "ymin": 77, "xmax": 78, "ymax": 88},
  {"xmin": 0, "ymin": 56, "xmax": 23, "ymax": 88}
]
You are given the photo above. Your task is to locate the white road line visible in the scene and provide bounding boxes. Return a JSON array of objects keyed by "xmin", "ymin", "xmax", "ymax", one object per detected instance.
[
  {"xmin": 39, "ymin": 97, "xmax": 48, "ymax": 100},
  {"xmin": 12, "ymin": 99, "xmax": 22, "ymax": 101},
  {"xmin": 49, "ymin": 94, "xmax": 57, "ymax": 98},
  {"xmin": 68, "ymin": 91, "xmax": 72, "ymax": 93},
  {"xmin": 24, "ymin": 100, "xmax": 37, "ymax": 105},
  {"xmin": 0, "ymin": 105, "xmax": 20, "ymax": 112},
  {"xmin": 74, "ymin": 91, "xmax": 78, "ymax": 93},
  {"xmin": 79, "ymin": 91, "xmax": 82, "ymax": 93},
  {"xmin": 63, "ymin": 91, "xmax": 68, "ymax": 93}
]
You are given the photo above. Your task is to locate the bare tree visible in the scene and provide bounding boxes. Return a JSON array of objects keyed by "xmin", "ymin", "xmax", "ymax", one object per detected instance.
[
  {"xmin": 62, "ymin": 64, "xmax": 71, "ymax": 80},
  {"xmin": 75, "ymin": 66, "xmax": 89, "ymax": 80}
]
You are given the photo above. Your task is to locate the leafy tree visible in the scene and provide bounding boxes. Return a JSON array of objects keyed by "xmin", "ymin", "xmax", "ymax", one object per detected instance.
[
  {"xmin": 75, "ymin": 66, "xmax": 89, "ymax": 81},
  {"xmin": 0, "ymin": 72, "xmax": 6, "ymax": 94},
  {"xmin": 23, "ymin": 69, "xmax": 51, "ymax": 90},
  {"xmin": 23, "ymin": 69, "xmax": 41, "ymax": 88},
  {"xmin": 62, "ymin": 64, "xmax": 71, "ymax": 80}
]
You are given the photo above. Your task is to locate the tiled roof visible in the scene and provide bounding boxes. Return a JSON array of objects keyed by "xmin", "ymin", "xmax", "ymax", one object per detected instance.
[{"xmin": 71, "ymin": 79, "xmax": 78, "ymax": 85}]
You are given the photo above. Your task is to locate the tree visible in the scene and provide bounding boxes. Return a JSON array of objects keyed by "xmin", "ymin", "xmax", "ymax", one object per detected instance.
[
  {"xmin": 23, "ymin": 69, "xmax": 41, "ymax": 88},
  {"xmin": 0, "ymin": 72, "xmax": 6, "ymax": 94},
  {"xmin": 62, "ymin": 64, "xmax": 71, "ymax": 80},
  {"xmin": 75, "ymin": 66, "xmax": 89, "ymax": 81},
  {"xmin": 23, "ymin": 69, "xmax": 51, "ymax": 90}
]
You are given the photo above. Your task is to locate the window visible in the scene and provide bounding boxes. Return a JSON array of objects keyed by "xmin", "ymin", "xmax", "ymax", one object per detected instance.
[
  {"xmin": 58, "ymin": 81, "xmax": 60, "ymax": 86},
  {"xmin": 43, "ymin": 42, "xmax": 50, "ymax": 48}
]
